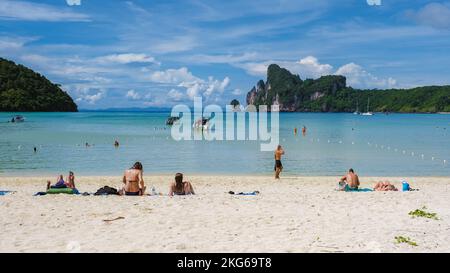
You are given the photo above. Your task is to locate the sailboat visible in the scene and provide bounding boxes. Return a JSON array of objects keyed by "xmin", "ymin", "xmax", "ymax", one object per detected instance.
[
  {"xmin": 361, "ymin": 98, "xmax": 374, "ymax": 116},
  {"xmin": 353, "ymin": 100, "xmax": 361, "ymax": 115}
]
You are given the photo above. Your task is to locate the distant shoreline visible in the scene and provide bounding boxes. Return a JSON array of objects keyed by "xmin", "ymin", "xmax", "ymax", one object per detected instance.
[{"xmin": 1, "ymin": 110, "xmax": 450, "ymax": 114}]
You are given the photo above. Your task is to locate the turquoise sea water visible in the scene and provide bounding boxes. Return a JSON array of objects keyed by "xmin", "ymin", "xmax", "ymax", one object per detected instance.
[{"xmin": 0, "ymin": 112, "xmax": 449, "ymax": 176}]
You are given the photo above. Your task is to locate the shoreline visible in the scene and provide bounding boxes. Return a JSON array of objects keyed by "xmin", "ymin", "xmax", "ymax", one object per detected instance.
[
  {"xmin": 1, "ymin": 175, "xmax": 450, "ymax": 253},
  {"xmin": 2, "ymin": 173, "xmax": 450, "ymax": 178}
]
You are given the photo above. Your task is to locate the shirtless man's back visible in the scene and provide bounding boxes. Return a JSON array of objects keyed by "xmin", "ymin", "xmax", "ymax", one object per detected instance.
[{"xmin": 341, "ymin": 168, "xmax": 360, "ymax": 189}]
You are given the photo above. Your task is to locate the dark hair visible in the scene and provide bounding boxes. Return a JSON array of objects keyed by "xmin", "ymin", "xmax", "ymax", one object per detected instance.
[
  {"xmin": 69, "ymin": 171, "xmax": 74, "ymax": 176},
  {"xmin": 132, "ymin": 162, "xmax": 143, "ymax": 171},
  {"xmin": 349, "ymin": 168, "xmax": 354, "ymax": 173},
  {"xmin": 175, "ymin": 173, "xmax": 183, "ymax": 191}
]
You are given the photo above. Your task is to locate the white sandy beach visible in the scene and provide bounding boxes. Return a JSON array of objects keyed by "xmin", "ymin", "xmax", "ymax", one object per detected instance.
[{"xmin": 1, "ymin": 175, "xmax": 450, "ymax": 253}]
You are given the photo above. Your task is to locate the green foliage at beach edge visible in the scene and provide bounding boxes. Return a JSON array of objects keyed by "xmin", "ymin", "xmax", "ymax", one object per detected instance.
[
  {"xmin": 0, "ymin": 57, "xmax": 78, "ymax": 112},
  {"xmin": 247, "ymin": 64, "xmax": 450, "ymax": 113}
]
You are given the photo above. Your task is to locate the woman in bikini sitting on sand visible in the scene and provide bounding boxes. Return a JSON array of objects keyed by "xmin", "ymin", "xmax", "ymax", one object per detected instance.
[
  {"xmin": 169, "ymin": 173, "xmax": 195, "ymax": 196},
  {"xmin": 120, "ymin": 162, "xmax": 146, "ymax": 196}
]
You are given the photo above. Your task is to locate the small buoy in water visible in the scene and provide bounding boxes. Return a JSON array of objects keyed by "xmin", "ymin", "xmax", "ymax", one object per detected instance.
[
  {"xmin": 411, "ymin": 152, "xmax": 414, "ymax": 156},
  {"xmin": 352, "ymin": 142, "xmax": 355, "ymax": 145},
  {"xmin": 339, "ymin": 140, "xmax": 343, "ymax": 144},
  {"xmin": 432, "ymin": 157, "xmax": 435, "ymax": 161},
  {"xmin": 421, "ymin": 154, "xmax": 425, "ymax": 159},
  {"xmin": 444, "ymin": 160, "xmax": 447, "ymax": 164},
  {"xmin": 403, "ymin": 150, "xmax": 406, "ymax": 154},
  {"xmin": 18, "ymin": 145, "xmax": 21, "ymax": 150},
  {"xmin": 328, "ymin": 140, "xmax": 330, "ymax": 143}
]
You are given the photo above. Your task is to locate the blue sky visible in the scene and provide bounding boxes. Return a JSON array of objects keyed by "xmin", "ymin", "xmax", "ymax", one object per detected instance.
[{"xmin": 1, "ymin": 0, "xmax": 450, "ymax": 109}]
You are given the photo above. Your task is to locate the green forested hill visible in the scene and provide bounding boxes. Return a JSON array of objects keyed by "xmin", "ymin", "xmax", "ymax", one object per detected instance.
[
  {"xmin": 246, "ymin": 64, "xmax": 450, "ymax": 113},
  {"xmin": 0, "ymin": 58, "xmax": 78, "ymax": 112}
]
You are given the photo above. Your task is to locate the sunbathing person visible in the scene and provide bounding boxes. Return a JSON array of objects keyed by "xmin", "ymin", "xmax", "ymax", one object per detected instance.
[
  {"xmin": 120, "ymin": 162, "xmax": 146, "ymax": 196},
  {"xmin": 169, "ymin": 173, "xmax": 195, "ymax": 196},
  {"xmin": 339, "ymin": 168, "xmax": 360, "ymax": 190},
  {"xmin": 46, "ymin": 172, "xmax": 78, "ymax": 190},
  {"xmin": 46, "ymin": 175, "xmax": 67, "ymax": 190},
  {"xmin": 374, "ymin": 181, "xmax": 398, "ymax": 191},
  {"xmin": 66, "ymin": 171, "xmax": 76, "ymax": 189}
]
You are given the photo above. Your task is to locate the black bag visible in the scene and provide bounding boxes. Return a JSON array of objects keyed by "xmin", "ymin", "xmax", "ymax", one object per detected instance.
[{"xmin": 94, "ymin": 186, "xmax": 119, "ymax": 196}]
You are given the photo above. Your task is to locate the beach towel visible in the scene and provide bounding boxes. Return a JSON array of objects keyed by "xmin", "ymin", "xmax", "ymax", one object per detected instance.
[
  {"xmin": 347, "ymin": 188, "xmax": 373, "ymax": 192},
  {"xmin": 337, "ymin": 182, "xmax": 373, "ymax": 192},
  {"xmin": 228, "ymin": 191, "xmax": 260, "ymax": 196},
  {"xmin": 46, "ymin": 188, "xmax": 75, "ymax": 195},
  {"xmin": 0, "ymin": 191, "xmax": 14, "ymax": 196},
  {"xmin": 34, "ymin": 192, "xmax": 47, "ymax": 196}
]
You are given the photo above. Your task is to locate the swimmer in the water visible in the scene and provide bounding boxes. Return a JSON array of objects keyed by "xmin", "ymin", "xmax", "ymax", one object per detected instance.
[
  {"xmin": 302, "ymin": 126, "xmax": 307, "ymax": 136},
  {"xmin": 294, "ymin": 128, "xmax": 298, "ymax": 135},
  {"xmin": 114, "ymin": 140, "xmax": 120, "ymax": 148}
]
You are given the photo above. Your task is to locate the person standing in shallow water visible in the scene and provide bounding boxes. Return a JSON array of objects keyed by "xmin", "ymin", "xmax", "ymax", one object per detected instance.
[
  {"xmin": 274, "ymin": 145, "xmax": 285, "ymax": 179},
  {"xmin": 302, "ymin": 126, "xmax": 307, "ymax": 136}
]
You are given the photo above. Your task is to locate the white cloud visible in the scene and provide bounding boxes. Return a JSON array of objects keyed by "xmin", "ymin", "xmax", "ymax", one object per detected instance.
[
  {"xmin": 237, "ymin": 56, "xmax": 333, "ymax": 79},
  {"xmin": 184, "ymin": 53, "xmax": 259, "ymax": 64},
  {"xmin": 167, "ymin": 89, "xmax": 184, "ymax": 101},
  {"xmin": 366, "ymin": 0, "xmax": 381, "ymax": 6},
  {"xmin": 406, "ymin": 2, "xmax": 450, "ymax": 30},
  {"xmin": 149, "ymin": 67, "xmax": 197, "ymax": 84},
  {"xmin": 295, "ymin": 56, "xmax": 334, "ymax": 77},
  {"xmin": 126, "ymin": 89, "xmax": 141, "ymax": 100},
  {"xmin": 0, "ymin": 0, "xmax": 90, "ymax": 22},
  {"xmin": 149, "ymin": 67, "xmax": 230, "ymax": 100},
  {"xmin": 335, "ymin": 63, "xmax": 397, "ymax": 89},
  {"xmin": 236, "ymin": 62, "xmax": 270, "ymax": 77},
  {"xmin": 232, "ymin": 88, "xmax": 242, "ymax": 95},
  {"xmin": 96, "ymin": 53, "xmax": 157, "ymax": 64},
  {"xmin": 65, "ymin": 85, "xmax": 106, "ymax": 105},
  {"xmin": 150, "ymin": 36, "xmax": 198, "ymax": 54},
  {"xmin": 66, "ymin": 0, "xmax": 82, "ymax": 6},
  {"xmin": 0, "ymin": 36, "xmax": 38, "ymax": 50}
]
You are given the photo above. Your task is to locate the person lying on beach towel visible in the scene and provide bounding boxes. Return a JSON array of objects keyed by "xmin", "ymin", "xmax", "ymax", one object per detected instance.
[
  {"xmin": 374, "ymin": 181, "xmax": 398, "ymax": 191},
  {"xmin": 118, "ymin": 162, "xmax": 146, "ymax": 196},
  {"xmin": 46, "ymin": 172, "xmax": 76, "ymax": 190},
  {"xmin": 169, "ymin": 173, "xmax": 195, "ymax": 196},
  {"xmin": 338, "ymin": 168, "xmax": 360, "ymax": 191}
]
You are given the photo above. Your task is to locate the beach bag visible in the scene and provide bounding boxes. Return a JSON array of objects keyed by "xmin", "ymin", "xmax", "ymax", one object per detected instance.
[
  {"xmin": 402, "ymin": 181, "xmax": 410, "ymax": 192},
  {"xmin": 94, "ymin": 186, "xmax": 118, "ymax": 196},
  {"xmin": 337, "ymin": 181, "xmax": 347, "ymax": 191}
]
